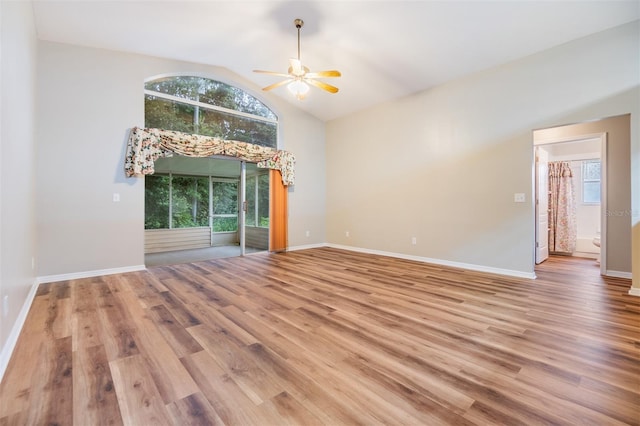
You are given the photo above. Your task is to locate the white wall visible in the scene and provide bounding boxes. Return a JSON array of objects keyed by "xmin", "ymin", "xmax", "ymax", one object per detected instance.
[
  {"xmin": 36, "ymin": 42, "xmax": 326, "ymax": 278},
  {"xmin": 0, "ymin": 1, "xmax": 39, "ymax": 375},
  {"xmin": 326, "ymin": 21, "xmax": 639, "ymax": 276}
]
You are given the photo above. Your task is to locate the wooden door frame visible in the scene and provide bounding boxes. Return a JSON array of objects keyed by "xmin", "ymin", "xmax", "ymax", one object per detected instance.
[{"xmin": 535, "ymin": 146, "xmax": 549, "ymax": 264}]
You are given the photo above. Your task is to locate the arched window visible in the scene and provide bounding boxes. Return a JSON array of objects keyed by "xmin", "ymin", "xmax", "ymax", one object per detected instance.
[{"xmin": 144, "ymin": 75, "xmax": 277, "ymax": 148}]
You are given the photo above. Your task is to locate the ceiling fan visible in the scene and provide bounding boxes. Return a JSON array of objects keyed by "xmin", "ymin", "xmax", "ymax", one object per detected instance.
[{"xmin": 254, "ymin": 19, "xmax": 341, "ymax": 100}]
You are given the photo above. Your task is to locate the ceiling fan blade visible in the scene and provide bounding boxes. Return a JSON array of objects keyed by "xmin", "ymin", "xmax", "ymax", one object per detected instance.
[
  {"xmin": 261, "ymin": 79, "xmax": 291, "ymax": 92},
  {"xmin": 306, "ymin": 79, "xmax": 339, "ymax": 94},
  {"xmin": 253, "ymin": 70, "xmax": 291, "ymax": 78},
  {"xmin": 305, "ymin": 70, "xmax": 342, "ymax": 78}
]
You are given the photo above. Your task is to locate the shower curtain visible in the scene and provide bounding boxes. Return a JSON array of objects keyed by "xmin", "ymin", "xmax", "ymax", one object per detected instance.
[{"xmin": 548, "ymin": 161, "xmax": 577, "ymax": 254}]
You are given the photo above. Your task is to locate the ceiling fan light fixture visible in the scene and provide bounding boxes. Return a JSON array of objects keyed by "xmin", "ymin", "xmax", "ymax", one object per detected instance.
[{"xmin": 287, "ymin": 79, "xmax": 310, "ymax": 100}]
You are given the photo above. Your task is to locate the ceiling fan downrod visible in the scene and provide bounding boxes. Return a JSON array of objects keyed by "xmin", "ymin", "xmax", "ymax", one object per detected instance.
[{"xmin": 294, "ymin": 19, "xmax": 303, "ymax": 61}]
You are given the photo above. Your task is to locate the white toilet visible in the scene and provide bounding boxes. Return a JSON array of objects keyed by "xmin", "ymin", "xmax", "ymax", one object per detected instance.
[{"xmin": 592, "ymin": 232, "xmax": 601, "ymax": 265}]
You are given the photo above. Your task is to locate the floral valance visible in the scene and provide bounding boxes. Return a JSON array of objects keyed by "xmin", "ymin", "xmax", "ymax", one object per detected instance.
[{"xmin": 124, "ymin": 127, "xmax": 296, "ymax": 185}]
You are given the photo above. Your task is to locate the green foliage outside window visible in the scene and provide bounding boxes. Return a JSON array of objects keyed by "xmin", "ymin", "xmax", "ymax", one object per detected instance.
[
  {"xmin": 246, "ymin": 173, "xmax": 270, "ymax": 228},
  {"xmin": 144, "ymin": 76, "xmax": 277, "ymax": 148},
  {"xmin": 258, "ymin": 174, "xmax": 270, "ymax": 228},
  {"xmin": 145, "ymin": 175, "xmax": 170, "ymax": 229},
  {"xmin": 212, "ymin": 181, "xmax": 239, "ymax": 232},
  {"xmin": 246, "ymin": 176, "xmax": 256, "ymax": 228},
  {"xmin": 212, "ymin": 217, "xmax": 238, "ymax": 233},
  {"xmin": 171, "ymin": 176, "xmax": 209, "ymax": 228},
  {"xmin": 145, "ymin": 175, "xmax": 240, "ymax": 232}
]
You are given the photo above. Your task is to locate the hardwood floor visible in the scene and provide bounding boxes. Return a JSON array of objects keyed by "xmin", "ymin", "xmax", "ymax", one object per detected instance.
[{"xmin": 1, "ymin": 248, "xmax": 638, "ymax": 425}]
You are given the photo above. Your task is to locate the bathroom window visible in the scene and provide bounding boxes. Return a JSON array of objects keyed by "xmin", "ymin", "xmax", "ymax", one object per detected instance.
[{"xmin": 582, "ymin": 160, "xmax": 601, "ymax": 204}]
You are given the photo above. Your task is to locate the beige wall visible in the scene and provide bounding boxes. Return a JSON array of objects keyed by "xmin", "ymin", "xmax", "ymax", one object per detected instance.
[
  {"xmin": 634, "ymin": 224, "xmax": 640, "ymax": 291},
  {"xmin": 0, "ymin": 2, "xmax": 39, "ymax": 374},
  {"xmin": 534, "ymin": 114, "xmax": 631, "ymax": 274},
  {"xmin": 36, "ymin": 41, "xmax": 326, "ymax": 277},
  {"xmin": 326, "ymin": 21, "xmax": 639, "ymax": 277}
]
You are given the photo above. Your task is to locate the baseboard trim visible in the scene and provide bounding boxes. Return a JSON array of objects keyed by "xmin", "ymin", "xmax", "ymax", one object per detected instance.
[
  {"xmin": 571, "ymin": 251, "xmax": 598, "ymax": 260},
  {"xmin": 287, "ymin": 243, "xmax": 327, "ymax": 252},
  {"xmin": 605, "ymin": 270, "xmax": 632, "ymax": 279},
  {"xmin": 37, "ymin": 264, "xmax": 146, "ymax": 284},
  {"xmin": 325, "ymin": 244, "xmax": 537, "ymax": 279},
  {"xmin": 628, "ymin": 287, "xmax": 640, "ymax": 297},
  {"xmin": 0, "ymin": 279, "xmax": 39, "ymax": 383}
]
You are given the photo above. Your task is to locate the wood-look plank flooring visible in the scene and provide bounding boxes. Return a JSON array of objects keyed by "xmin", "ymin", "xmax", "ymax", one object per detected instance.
[{"xmin": 1, "ymin": 248, "xmax": 638, "ymax": 425}]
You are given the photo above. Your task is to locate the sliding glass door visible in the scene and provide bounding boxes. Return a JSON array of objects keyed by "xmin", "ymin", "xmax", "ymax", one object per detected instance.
[
  {"xmin": 144, "ymin": 156, "xmax": 277, "ymax": 263},
  {"xmin": 242, "ymin": 162, "xmax": 270, "ymax": 255}
]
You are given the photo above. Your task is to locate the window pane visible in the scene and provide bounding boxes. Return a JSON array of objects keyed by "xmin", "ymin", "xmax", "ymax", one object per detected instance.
[
  {"xmin": 194, "ymin": 177, "xmax": 210, "ymax": 226},
  {"xmin": 145, "ymin": 175, "xmax": 170, "ymax": 229},
  {"xmin": 583, "ymin": 181, "xmax": 601, "ymax": 204},
  {"xmin": 212, "ymin": 181, "xmax": 238, "ymax": 214},
  {"xmin": 145, "ymin": 76, "xmax": 276, "ymax": 120},
  {"xmin": 212, "ymin": 181, "xmax": 238, "ymax": 232},
  {"xmin": 145, "ymin": 94, "xmax": 276, "ymax": 148},
  {"xmin": 246, "ymin": 176, "xmax": 256, "ymax": 226},
  {"xmin": 145, "ymin": 76, "xmax": 203, "ymax": 103},
  {"xmin": 258, "ymin": 174, "xmax": 270, "ymax": 228},
  {"xmin": 583, "ymin": 160, "xmax": 601, "ymax": 180},
  {"xmin": 198, "ymin": 107, "xmax": 277, "ymax": 148},
  {"xmin": 145, "ymin": 95, "xmax": 196, "ymax": 133},
  {"xmin": 212, "ymin": 217, "xmax": 238, "ymax": 232},
  {"xmin": 172, "ymin": 176, "xmax": 208, "ymax": 228},
  {"xmin": 199, "ymin": 81, "xmax": 277, "ymax": 120},
  {"xmin": 145, "ymin": 77, "xmax": 277, "ymax": 148}
]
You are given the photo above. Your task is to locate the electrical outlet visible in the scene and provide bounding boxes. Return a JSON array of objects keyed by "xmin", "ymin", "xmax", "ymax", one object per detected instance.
[
  {"xmin": 411, "ymin": 237, "xmax": 417, "ymax": 245},
  {"xmin": 113, "ymin": 193, "xmax": 120, "ymax": 202},
  {"xmin": 514, "ymin": 193, "xmax": 525, "ymax": 203},
  {"xmin": 345, "ymin": 231, "xmax": 350, "ymax": 237},
  {"xmin": 305, "ymin": 230, "xmax": 310, "ymax": 237}
]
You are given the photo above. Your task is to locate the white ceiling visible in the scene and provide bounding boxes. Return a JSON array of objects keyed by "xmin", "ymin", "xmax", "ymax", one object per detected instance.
[{"xmin": 31, "ymin": 0, "xmax": 639, "ymax": 122}]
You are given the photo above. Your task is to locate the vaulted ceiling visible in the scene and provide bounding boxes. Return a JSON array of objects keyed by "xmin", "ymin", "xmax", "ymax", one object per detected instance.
[{"xmin": 32, "ymin": 1, "xmax": 639, "ymax": 121}]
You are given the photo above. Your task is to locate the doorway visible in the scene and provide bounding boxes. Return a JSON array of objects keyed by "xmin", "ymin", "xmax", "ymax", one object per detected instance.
[
  {"xmin": 533, "ymin": 133, "xmax": 607, "ymax": 275},
  {"xmin": 143, "ymin": 156, "xmax": 270, "ymax": 266}
]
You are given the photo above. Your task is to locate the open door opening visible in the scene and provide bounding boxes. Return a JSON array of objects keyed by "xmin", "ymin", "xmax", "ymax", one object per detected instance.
[
  {"xmin": 533, "ymin": 134, "xmax": 607, "ymax": 275},
  {"xmin": 144, "ymin": 157, "xmax": 274, "ymax": 266}
]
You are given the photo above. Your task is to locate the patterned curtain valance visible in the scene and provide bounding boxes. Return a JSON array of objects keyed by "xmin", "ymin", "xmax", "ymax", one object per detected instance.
[{"xmin": 124, "ymin": 127, "xmax": 296, "ymax": 185}]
